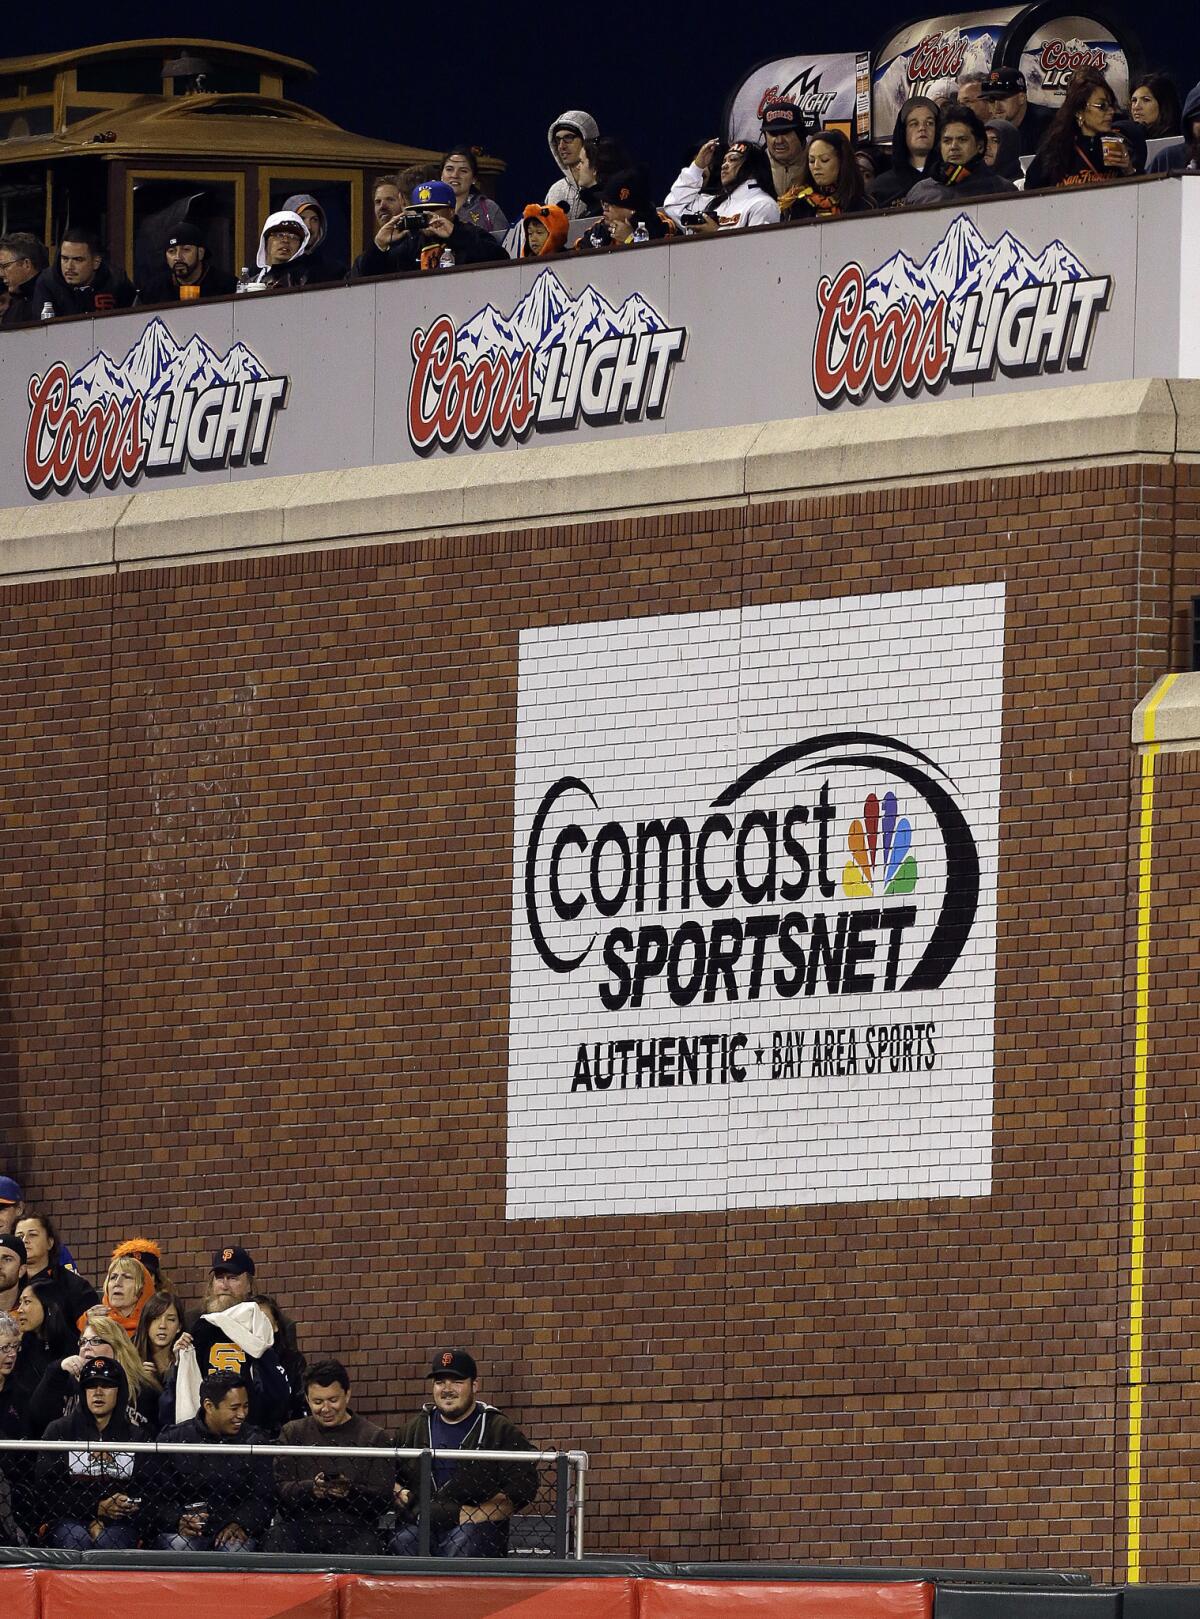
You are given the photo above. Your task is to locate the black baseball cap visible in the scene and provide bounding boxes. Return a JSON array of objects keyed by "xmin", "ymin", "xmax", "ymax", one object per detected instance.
[
  {"xmin": 211, "ymin": 1244, "xmax": 255, "ymax": 1277},
  {"xmin": 428, "ymin": 1349, "xmax": 477, "ymax": 1379},
  {"xmin": 79, "ymin": 1355, "xmax": 121, "ymax": 1389},
  {"xmin": 0, "ymin": 1235, "xmax": 26, "ymax": 1265},
  {"xmin": 981, "ymin": 68, "xmax": 1027, "ymax": 97},
  {"xmin": 166, "ymin": 221, "xmax": 205, "ymax": 248},
  {"xmin": 761, "ymin": 97, "xmax": 809, "ymax": 134}
]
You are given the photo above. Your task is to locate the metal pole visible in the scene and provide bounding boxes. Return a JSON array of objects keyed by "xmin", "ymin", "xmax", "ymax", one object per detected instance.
[
  {"xmin": 553, "ymin": 1452, "xmax": 569, "ymax": 1558},
  {"xmin": 417, "ymin": 1448, "xmax": 432, "ymax": 1557},
  {"xmin": 573, "ymin": 1452, "xmax": 587, "ymax": 1559}
]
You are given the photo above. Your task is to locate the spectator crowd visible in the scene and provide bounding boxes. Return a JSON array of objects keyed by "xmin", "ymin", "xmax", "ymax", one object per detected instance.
[
  {"xmin": 0, "ymin": 1178, "xmax": 540, "ymax": 1558},
  {"xmin": 0, "ymin": 65, "xmax": 1197, "ymax": 328}
]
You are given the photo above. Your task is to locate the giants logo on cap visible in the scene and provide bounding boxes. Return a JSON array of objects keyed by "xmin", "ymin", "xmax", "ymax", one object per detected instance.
[
  {"xmin": 441, "ymin": 1352, "xmax": 454, "ymax": 1367},
  {"xmin": 222, "ymin": 1248, "xmax": 234, "ymax": 1262}
]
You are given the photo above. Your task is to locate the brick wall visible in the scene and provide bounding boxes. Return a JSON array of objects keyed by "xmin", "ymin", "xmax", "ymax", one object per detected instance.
[{"xmin": 0, "ymin": 461, "xmax": 1188, "ymax": 1573}]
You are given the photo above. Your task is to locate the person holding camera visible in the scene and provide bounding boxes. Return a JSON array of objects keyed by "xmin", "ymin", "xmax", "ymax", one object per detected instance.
[
  {"xmin": 349, "ymin": 181, "xmax": 507, "ymax": 277},
  {"xmin": 266, "ymin": 1359, "xmax": 392, "ymax": 1554}
]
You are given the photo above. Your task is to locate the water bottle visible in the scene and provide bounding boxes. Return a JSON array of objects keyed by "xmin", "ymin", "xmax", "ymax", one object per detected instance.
[
  {"xmin": 632, "ymin": 222, "xmax": 649, "ymax": 244},
  {"xmin": 40, "ymin": 301, "xmax": 54, "ymax": 320},
  {"xmin": 441, "ymin": 247, "xmax": 455, "ymax": 269}
]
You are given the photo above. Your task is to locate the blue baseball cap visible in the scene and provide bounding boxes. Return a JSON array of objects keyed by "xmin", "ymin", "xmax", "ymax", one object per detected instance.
[
  {"xmin": 0, "ymin": 1177, "xmax": 22, "ymax": 1207},
  {"xmin": 411, "ymin": 180, "xmax": 456, "ymax": 208}
]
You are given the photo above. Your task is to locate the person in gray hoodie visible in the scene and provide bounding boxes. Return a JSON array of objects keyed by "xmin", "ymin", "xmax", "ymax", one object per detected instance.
[
  {"xmin": 984, "ymin": 117, "xmax": 1024, "ymax": 181},
  {"xmin": 1148, "ymin": 81, "xmax": 1200, "ymax": 174},
  {"xmin": 545, "ymin": 110, "xmax": 600, "ymax": 217},
  {"xmin": 282, "ymin": 193, "xmax": 346, "ymax": 285}
]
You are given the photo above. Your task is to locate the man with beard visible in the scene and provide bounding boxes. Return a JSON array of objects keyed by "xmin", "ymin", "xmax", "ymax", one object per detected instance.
[
  {"xmin": 139, "ymin": 223, "xmax": 236, "ymax": 304},
  {"xmin": 388, "ymin": 1350, "xmax": 538, "ymax": 1558}
]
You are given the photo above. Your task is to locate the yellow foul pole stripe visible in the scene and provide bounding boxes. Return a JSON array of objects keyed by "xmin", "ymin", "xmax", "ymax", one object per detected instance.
[{"xmin": 1128, "ymin": 672, "xmax": 1177, "ymax": 1582}]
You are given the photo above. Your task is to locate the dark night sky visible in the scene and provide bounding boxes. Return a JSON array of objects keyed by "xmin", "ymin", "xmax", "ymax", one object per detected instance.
[{"xmin": 6, "ymin": 4, "xmax": 1198, "ymax": 210}]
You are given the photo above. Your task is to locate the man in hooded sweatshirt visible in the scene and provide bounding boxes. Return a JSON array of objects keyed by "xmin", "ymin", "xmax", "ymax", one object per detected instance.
[
  {"xmin": 242, "ymin": 211, "xmax": 310, "ymax": 291},
  {"xmin": 38, "ymin": 1355, "xmax": 145, "ymax": 1548},
  {"xmin": 545, "ymin": 111, "xmax": 601, "ymax": 217},
  {"xmin": 984, "ymin": 116, "xmax": 1025, "ymax": 181},
  {"xmin": 388, "ymin": 1349, "xmax": 538, "ymax": 1558},
  {"xmin": 282, "ymin": 193, "xmax": 347, "ymax": 285},
  {"xmin": 868, "ymin": 96, "xmax": 940, "ymax": 207},
  {"xmin": 31, "ymin": 228, "xmax": 136, "ymax": 318}
]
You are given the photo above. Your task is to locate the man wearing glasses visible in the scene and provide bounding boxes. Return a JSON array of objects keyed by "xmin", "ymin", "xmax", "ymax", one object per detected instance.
[{"xmin": 0, "ymin": 235, "xmax": 47, "ymax": 328}]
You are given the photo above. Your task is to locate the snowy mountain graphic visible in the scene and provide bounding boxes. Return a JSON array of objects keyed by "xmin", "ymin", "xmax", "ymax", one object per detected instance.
[
  {"xmin": 69, "ymin": 318, "xmax": 271, "ymax": 426},
  {"xmin": 862, "ymin": 214, "xmax": 1089, "ymax": 339},
  {"xmin": 455, "ymin": 269, "xmax": 667, "ymax": 381}
]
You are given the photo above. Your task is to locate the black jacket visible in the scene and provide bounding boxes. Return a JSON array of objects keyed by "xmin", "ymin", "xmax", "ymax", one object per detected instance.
[
  {"xmin": 394, "ymin": 1402, "xmax": 537, "ymax": 1537},
  {"xmin": 1009, "ymin": 98, "xmax": 1054, "ymax": 157},
  {"xmin": 31, "ymin": 260, "xmax": 136, "ymax": 318},
  {"xmin": 156, "ymin": 1414, "xmax": 273, "ymax": 1539},
  {"xmin": 350, "ymin": 216, "xmax": 508, "ymax": 279},
  {"xmin": 160, "ymin": 1316, "xmax": 291, "ymax": 1435},
  {"xmin": 0, "ymin": 274, "xmax": 40, "ymax": 328},
  {"xmin": 906, "ymin": 152, "xmax": 1019, "ymax": 205},
  {"xmin": 868, "ymin": 96, "xmax": 941, "ymax": 207},
  {"xmin": 291, "ymin": 242, "xmax": 346, "ymax": 286},
  {"xmin": 1026, "ymin": 122, "xmax": 1147, "ymax": 190},
  {"xmin": 27, "ymin": 1265, "xmax": 99, "ymax": 1328},
  {"xmin": 37, "ymin": 1365, "xmax": 147, "ymax": 1534},
  {"xmin": 139, "ymin": 261, "xmax": 238, "ymax": 305}
]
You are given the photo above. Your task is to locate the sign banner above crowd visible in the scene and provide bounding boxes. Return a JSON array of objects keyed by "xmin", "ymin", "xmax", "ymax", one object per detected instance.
[
  {"xmin": 506, "ymin": 584, "xmax": 1003, "ymax": 1217},
  {"xmin": 871, "ymin": 4, "xmax": 1140, "ymax": 133},
  {"xmin": 0, "ymin": 181, "xmax": 1191, "ymax": 510},
  {"xmin": 723, "ymin": 52, "xmax": 872, "ymax": 144}
]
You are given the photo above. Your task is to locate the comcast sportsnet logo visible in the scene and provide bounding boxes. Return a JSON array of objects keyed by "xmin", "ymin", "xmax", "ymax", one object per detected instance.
[
  {"xmin": 407, "ymin": 268, "xmax": 687, "ymax": 452},
  {"xmin": 24, "ymin": 319, "xmax": 288, "ymax": 497},
  {"xmin": 843, "ymin": 791, "xmax": 918, "ymax": 898},
  {"xmin": 812, "ymin": 214, "xmax": 1112, "ymax": 408}
]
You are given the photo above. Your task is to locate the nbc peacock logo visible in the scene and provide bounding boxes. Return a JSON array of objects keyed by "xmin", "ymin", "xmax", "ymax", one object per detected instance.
[{"xmin": 842, "ymin": 790, "xmax": 918, "ymax": 899}]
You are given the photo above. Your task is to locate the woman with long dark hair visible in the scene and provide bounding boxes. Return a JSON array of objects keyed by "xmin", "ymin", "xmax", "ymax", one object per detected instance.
[
  {"xmin": 134, "ymin": 1291, "xmax": 187, "ymax": 1386},
  {"xmin": 1026, "ymin": 70, "xmax": 1145, "ymax": 188},
  {"xmin": 780, "ymin": 129, "xmax": 871, "ymax": 220},
  {"xmin": 15, "ymin": 1213, "xmax": 98, "ymax": 1323},
  {"xmin": 11, "ymin": 1280, "xmax": 74, "ymax": 1410},
  {"xmin": 1129, "ymin": 73, "xmax": 1182, "ymax": 139}
]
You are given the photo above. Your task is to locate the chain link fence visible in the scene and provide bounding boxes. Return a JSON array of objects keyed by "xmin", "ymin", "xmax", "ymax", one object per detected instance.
[{"xmin": 0, "ymin": 1440, "xmax": 587, "ymax": 1559}]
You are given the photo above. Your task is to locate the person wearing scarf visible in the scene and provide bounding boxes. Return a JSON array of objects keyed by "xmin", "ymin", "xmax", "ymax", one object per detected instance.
[
  {"xmin": 82, "ymin": 1253, "xmax": 154, "ymax": 1337},
  {"xmin": 1026, "ymin": 71, "xmax": 1145, "ymax": 190},
  {"xmin": 906, "ymin": 104, "xmax": 1018, "ymax": 204},
  {"xmin": 38, "ymin": 1355, "xmax": 145, "ymax": 1548},
  {"xmin": 779, "ymin": 130, "xmax": 872, "ymax": 221}
]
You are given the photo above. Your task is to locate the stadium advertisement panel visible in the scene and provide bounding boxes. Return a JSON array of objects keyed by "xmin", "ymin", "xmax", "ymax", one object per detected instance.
[
  {"xmin": 0, "ymin": 182, "xmax": 1187, "ymax": 508},
  {"xmin": 506, "ymin": 585, "xmax": 1003, "ymax": 1219}
]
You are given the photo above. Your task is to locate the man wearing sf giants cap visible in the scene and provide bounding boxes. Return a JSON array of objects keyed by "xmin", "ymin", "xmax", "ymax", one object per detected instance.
[
  {"xmin": 760, "ymin": 97, "xmax": 810, "ymax": 200},
  {"xmin": 389, "ymin": 1350, "xmax": 539, "ymax": 1557},
  {"xmin": 979, "ymin": 66, "xmax": 1053, "ymax": 155}
]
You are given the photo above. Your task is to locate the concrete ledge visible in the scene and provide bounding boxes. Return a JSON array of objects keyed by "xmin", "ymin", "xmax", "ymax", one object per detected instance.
[
  {"xmin": 0, "ymin": 378, "xmax": 1197, "ymax": 581},
  {"xmin": 1133, "ymin": 673, "xmax": 1200, "ymax": 750},
  {"xmin": 0, "ymin": 492, "xmax": 129, "ymax": 580}
]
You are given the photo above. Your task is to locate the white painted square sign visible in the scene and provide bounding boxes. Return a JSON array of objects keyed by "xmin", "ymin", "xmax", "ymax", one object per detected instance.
[{"xmin": 507, "ymin": 585, "xmax": 1002, "ymax": 1218}]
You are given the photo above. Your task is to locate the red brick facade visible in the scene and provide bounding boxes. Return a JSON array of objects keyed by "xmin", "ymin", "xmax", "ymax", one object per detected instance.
[{"xmin": 1, "ymin": 461, "xmax": 1196, "ymax": 1575}]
